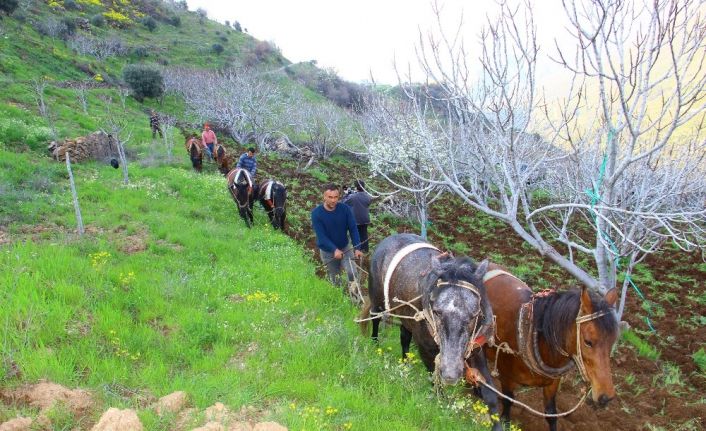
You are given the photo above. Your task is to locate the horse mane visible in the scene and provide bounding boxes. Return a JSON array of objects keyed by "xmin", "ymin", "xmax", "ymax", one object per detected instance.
[
  {"xmin": 533, "ymin": 289, "xmax": 618, "ymax": 354},
  {"xmin": 422, "ymin": 256, "xmax": 484, "ymax": 307}
]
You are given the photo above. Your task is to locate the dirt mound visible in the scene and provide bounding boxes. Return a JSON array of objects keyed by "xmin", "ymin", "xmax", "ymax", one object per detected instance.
[
  {"xmin": 0, "ymin": 381, "xmax": 94, "ymax": 417},
  {"xmin": 0, "ymin": 384, "xmax": 288, "ymax": 431},
  {"xmin": 91, "ymin": 408, "xmax": 142, "ymax": 431}
]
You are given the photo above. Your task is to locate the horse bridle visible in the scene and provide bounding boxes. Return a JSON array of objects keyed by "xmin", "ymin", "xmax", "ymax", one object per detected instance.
[
  {"xmin": 231, "ymin": 183, "xmax": 252, "ymax": 210},
  {"xmin": 427, "ymin": 279, "xmax": 486, "ymax": 359},
  {"xmin": 571, "ymin": 310, "xmax": 611, "ymax": 382}
]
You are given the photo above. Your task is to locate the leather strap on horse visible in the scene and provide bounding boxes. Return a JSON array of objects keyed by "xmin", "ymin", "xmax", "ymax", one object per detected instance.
[
  {"xmin": 382, "ymin": 242, "xmax": 439, "ymax": 311},
  {"xmin": 517, "ymin": 299, "xmax": 576, "ymax": 379}
]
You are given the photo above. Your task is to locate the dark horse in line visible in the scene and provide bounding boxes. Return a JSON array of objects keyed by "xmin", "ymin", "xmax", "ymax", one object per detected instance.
[
  {"xmin": 478, "ymin": 263, "xmax": 619, "ymax": 431},
  {"xmin": 213, "ymin": 143, "xmax": 231, "ymax": 176},
  {"xmin": 226, "ymin": 168, "xmax": 255, "ymax": 228},
  {"xmin": 257, "ymin": 179, "xmax": 287, "ymax": 230},
  {"xmin": 360, "ymin": 233, "xmax": 502, "ymax": 431},
  {"xmin": 185, "ymin": 136, "xmax": 203, "ymax": 172}
]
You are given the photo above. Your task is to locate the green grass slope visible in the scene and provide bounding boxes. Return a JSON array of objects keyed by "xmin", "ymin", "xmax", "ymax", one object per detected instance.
[
  {"xmin": 0, "ymin": 0, "xmax": 325, "ymax": 154},
  {"xmin": 0, "ymin": 150, "xmax": 495, "ymax": 430}
]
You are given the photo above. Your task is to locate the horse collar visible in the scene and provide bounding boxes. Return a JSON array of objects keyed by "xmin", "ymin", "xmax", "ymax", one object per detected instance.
[{"xmin": 517, "ymin": 299, "xmax": 575, "ymax": 379}]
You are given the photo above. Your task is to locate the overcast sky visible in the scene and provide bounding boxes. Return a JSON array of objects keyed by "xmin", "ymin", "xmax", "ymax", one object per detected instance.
[{"xmin": 186, "ymin": 0, "xmax": 569, "ymax": 86}]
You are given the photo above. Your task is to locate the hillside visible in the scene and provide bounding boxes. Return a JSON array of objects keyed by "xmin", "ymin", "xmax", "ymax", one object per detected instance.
[{"xmin": 0, "ymin": 1, "xmax": 705, "ymax": 431}]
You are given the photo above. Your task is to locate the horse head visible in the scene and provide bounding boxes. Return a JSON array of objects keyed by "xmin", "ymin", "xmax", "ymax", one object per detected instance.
[
  {"xmin": 577, "ymin": 287, "xmax": 619, "ymax": 407},
  {"xmin": 422, "ymin": 255, "xmax": 490, "ymax": 385}
]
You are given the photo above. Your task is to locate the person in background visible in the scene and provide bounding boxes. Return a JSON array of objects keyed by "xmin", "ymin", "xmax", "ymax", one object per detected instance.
[
  {"xmin": 149, "ymin": 109, "xmax": 163, "ymax": 139},
  {"xmin": 201, "ymin": 122, "xmax": 217, "ymax": 160},
  {"xmin": 311, "ymin": 183, "xmax": 363, "ymax": 290},
  {"xmin": 341, "ymin": 179, "xmax": 373, "ymax": 253}
]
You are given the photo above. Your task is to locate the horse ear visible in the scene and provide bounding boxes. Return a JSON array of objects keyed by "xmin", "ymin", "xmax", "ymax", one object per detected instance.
[
  {"xmin": 579, "ymin": 286, "xmax": 593, "ymax": 315},
  {"xmin": 604, "ymin": 288, "xmax": 618, "ymax": 307},
  {"xmin": 474, "ymin": 259, "xmax": 489, "ymax": 279}
]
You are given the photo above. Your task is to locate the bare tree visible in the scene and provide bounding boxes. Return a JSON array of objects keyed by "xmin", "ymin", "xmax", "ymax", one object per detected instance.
[
  {"xmin": 535, "ymin": 0, "xmax": 706, "ymax": 317},
  {"xmin": 68, "ymin": 34, "xmax": 128, "ymax": 60},
  {"xmin": 100, "ymin": 97, "xmax": 132, "ymax": 184},
  {"xmin": 161, "ymin": 117, "xmax": 176, "ymax": 163},
  {"xmin": 385, "ymin": 0, "xmax": 705, "ymax": 319},
  {"xmin": 117, "ymin": 86, "xmax": 130, "ymax": 110},
  {"xmin": 163, "ymin": 67, "xmax": 290, "ymax": 149},
  {"xmin": 76, "ymin": 81, "xmax": 89, "ymax": 114},
  {"xmin": 290, "ymin": 94, "xmax": 353, "ymax": 159},
  {"xmin": 32, "ymin": 77, "xmax": 49, "ymax": 119}
]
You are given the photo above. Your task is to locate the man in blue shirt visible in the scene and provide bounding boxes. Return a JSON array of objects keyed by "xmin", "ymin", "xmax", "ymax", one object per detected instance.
[
  {"xmin": 311, "ymin": 183, "xmax": 363, "ymax": 290},
  {"xmin": 237, "ymin": 147, "xmax": 257, "ymax": 177}
]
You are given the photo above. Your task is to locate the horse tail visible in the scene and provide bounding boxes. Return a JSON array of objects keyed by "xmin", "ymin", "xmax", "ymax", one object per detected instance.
[
  {"xmin": 217, "ymin": 145, "xmax": 225, "ymax": 162},
  {"xmin": 358, "ymin": 296, "xmax": 372, "ymax": 336}
]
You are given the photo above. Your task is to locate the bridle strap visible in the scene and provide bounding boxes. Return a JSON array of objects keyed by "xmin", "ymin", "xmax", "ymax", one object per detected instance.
[{"xmin": 573, "ymin": 309, "xmax": 610, "ymax": 382}]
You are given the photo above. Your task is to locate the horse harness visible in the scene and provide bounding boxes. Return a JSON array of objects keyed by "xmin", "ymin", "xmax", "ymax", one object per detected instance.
[
  {"xmin": 484, "ymin": 270, "xmax": 609, "ymax": 382},
  {"xmin": 262, "ymin": 181, "xmax": 285, "ymax": 213},
  {"xmin": 379, "ymin": 242, "xmax": 489, "ymax": 358},
  {"xmin": 229, "ymin": 169, "xmax": 253, "ymax": 209}
]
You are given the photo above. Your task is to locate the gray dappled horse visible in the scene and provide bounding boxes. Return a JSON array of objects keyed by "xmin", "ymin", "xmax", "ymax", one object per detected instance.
[{"xmin": 360, "ymin": 233, "xmax": 502, "ymax": 430}]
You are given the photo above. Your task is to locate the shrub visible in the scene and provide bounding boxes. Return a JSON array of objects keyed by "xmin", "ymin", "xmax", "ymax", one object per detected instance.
[
  {"xmin": 61, "ymin": 17, "xmax": 77, "ymax": 37},
  {"xmin": 233, "ymin": 21, "xmax": 241, "ymax": 32},
  {"xmin": 103, "ymin": 9, "xmax": 131, "ymax": 27},
  {"xmin": 122, "ymin": 64, "xmax": 164, "ymax": 102},
  {"xmin": 90, "ymin": 13, "xmax": 105, "ymax": 27},
  {"xmin": 63, "ymin": 0, "xmax": 78, "ymax": 10},
  {"xmin": 34, "ymin": 17, "xmax": 68, "ymax": 39},
  {"xmin": 219, "ymin": 35, "xmax": 227, "ymax": 42},
  {"xmin": 0, "ymin": 0, "xmax": 19, "ymax": 16},
  {"xmin": 211, "ymin": 43, "xmax": 223, "ymax": 55},
  {"xmin": 195, "ymin": 7, "xmax": 207, "ymax": 22},
  {"xmin": 141, "ymin": 16, "xmax": 157, "ymax": 32},
  {"xmin": 166, "ymin": 14, "xmax": 180, "ymax": 26},
  {"xmin": 133, "ymin": 46, "xmax": 149, "ymax": 59}
]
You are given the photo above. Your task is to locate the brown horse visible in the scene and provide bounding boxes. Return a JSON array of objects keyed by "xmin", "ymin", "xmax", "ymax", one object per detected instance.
[
  {"xmin": 226, "ymin": 168, "xmax": 255, "ymax": 227},
  {"xmin": 477, "ymin": 264, "xmax": 619, "ymax": 431},
  {"xmin": 256, "ymin": 180, "xmax": 287, "ymax": 230},
  {"xmin": 213, "ymin": 143, "xmax": 231, "ymax": 176},
  {"xmin": 185, "ymin": 136, "xmax": 203, "ymax": 172}
]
